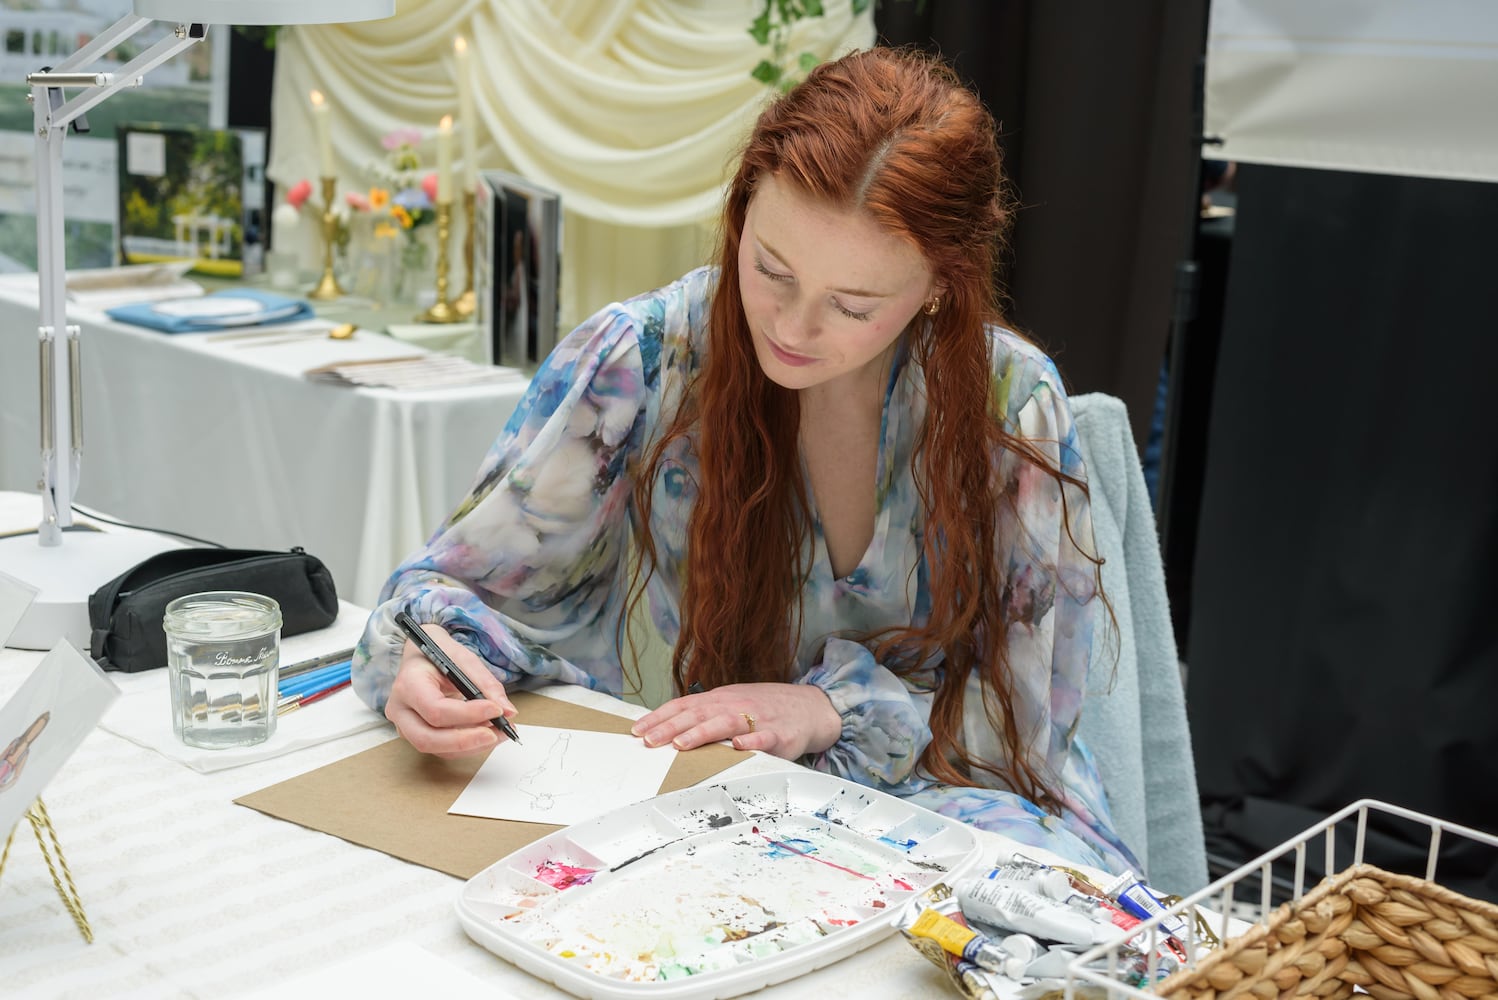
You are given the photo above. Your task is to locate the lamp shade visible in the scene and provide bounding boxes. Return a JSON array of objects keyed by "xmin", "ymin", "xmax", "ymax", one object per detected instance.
[{"xmin": 132, "ymin": 0, "xmax": 394, "ymax": 23}]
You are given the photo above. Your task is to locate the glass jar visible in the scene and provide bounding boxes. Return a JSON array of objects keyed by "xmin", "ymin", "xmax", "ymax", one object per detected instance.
[{"xmin": 163, "ymin": 591, "xmax": 282, "ymax": 749}]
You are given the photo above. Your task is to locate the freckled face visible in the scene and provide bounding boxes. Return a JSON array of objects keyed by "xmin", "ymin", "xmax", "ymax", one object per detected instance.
[{"xmin": 737, "ymin": 174, "xmax": 936, "ymax": 393}]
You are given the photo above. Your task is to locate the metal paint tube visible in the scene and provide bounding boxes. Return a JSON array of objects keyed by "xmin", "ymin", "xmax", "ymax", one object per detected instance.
[
  {"xmin": 1000, "ymin": 932, "xmax": 1043, "ymax": 965},
  {"xmin": 897, "ymin": 898, "xmax": 1002, "ymax": 999},
  {"xmin": 953, "ymin": 879, "xmax": 1113, "ymax": 948},
  {"xmin": 905, "ymin": 907, "xmax": 1023, "ymax": 978},
  {"xmin": 1104, "ymin": 871, "xmax": 1189, "ymax": 944},
  {"xmin": 969, "ymin": 860, "xmax": 1077, "ymax": 902}
]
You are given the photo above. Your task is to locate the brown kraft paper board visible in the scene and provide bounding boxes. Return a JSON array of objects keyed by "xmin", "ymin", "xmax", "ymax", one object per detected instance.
[{"xmin": 234, "ymin": 690, "xmax": 750, "ymax": 880}]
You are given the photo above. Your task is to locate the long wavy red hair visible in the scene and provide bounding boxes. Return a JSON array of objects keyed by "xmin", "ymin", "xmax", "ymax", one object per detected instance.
[{"xmin": 630, "ymin": 47, "xmax": 1094, "ymax": 807}]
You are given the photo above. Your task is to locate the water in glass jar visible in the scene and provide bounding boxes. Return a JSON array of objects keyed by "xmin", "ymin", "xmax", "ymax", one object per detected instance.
[{"xmin": 164, "ymin": 592, "xmax": 281, "ymax": 749}]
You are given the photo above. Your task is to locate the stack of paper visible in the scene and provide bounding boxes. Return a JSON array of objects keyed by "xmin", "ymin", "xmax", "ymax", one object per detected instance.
[
  {"xmin": 66, "ymin": 262, "xmax": 203, "ymax": 310},
  {"xmin": 304, "ymin": 355, "xmax": 526, "ymax": 390}
]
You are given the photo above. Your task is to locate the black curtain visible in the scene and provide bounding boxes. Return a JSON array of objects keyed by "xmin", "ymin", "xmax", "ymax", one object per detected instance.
[
  {"xmin": 227, "ymin": 27, "xmax": 277, "ymax": 213},
  {"xmin": 878, "ymin": 0, "xmax": 1208, "ymax": 452},
  {"xmin": 1187, "ymin": 164, "xmax": 1498, "ymax": 901}
]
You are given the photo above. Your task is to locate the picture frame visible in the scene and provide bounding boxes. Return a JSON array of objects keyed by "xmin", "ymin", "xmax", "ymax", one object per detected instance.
[{"xmin": 474, "ymin": 169, "xmax": 562, "ymax": 367}]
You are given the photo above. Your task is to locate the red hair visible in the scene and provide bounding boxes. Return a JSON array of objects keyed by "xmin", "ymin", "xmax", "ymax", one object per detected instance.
[{"xmin": 631, "ymin": 48, "xmax": 1090, "ymax": 807}]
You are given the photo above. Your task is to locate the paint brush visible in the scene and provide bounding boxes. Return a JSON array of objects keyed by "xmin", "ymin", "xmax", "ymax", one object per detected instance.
[
  {"xmin": 279, "ymin": 646, "xmax": 357, "ymax": 681},
  {"xmin": 278, "ymin": 679, "xmax": 351, "ymax": 715}
]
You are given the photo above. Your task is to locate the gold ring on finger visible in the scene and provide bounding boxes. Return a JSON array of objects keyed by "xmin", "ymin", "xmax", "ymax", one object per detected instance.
[{"xmin": 741, "ymin": 712, "xmax": 756, "ymax": 733}]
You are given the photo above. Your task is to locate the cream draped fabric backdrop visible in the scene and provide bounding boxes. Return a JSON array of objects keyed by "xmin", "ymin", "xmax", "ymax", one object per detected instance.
[{"xmin": 268, "ymin": 0, "xmax": 875, "ymax": 333}]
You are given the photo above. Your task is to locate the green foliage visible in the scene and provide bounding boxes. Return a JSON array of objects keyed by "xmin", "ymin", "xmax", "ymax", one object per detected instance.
[
  {"xmin": 233, "ymin": 25, "xmax": 281, "ymax": 50},
  {"xmin": 747, "ymin": 0, "xmax": 922, "ymax": 91},
  {"xmin": 123, "ymin": 189, "xmax": 160, "ymax": 233}
]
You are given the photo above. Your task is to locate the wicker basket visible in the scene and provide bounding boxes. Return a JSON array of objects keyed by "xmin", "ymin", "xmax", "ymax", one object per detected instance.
[{"xmin": 1154, "ymin": 863, "xmax": 1498, "ymax": 1000}]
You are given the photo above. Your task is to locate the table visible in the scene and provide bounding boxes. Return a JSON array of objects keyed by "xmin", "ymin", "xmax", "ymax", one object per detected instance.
[
  {"xmin": 0, "ymin": 635, "xmax": 1034, "ymax": 999},
  {"xmin": 0, "ymin": 274, "xmax": 529, "ymax": 607}
]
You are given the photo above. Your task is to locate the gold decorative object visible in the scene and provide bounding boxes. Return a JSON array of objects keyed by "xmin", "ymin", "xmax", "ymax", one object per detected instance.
[
  {"xmin": 308, "ymin": 176, "xmax": 346, "ymax": 301},
  {"xmin": 417, "ymin": 199, "xmax": 461, "ymax": 324},
  {"xmin": 454, "ymin": 189, "xmax": 476, "ymax": 319},
  {"xmin": 0, "ymin": 798, "xmax": 94, "ymax": 943}
]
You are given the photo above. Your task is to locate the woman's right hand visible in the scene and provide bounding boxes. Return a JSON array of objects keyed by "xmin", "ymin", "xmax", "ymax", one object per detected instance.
[{"xmin": 383, "ymin": 622, "xmax": 518, "ymax": 759}]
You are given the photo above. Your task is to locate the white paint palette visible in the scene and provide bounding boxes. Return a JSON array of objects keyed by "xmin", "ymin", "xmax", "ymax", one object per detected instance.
[{"xmin": 457, "ymin": 771, "xmax": 983, "ymax": 999}]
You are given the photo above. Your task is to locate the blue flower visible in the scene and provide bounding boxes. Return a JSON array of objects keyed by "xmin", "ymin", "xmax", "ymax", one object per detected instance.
[{"xmin": 393, "ymin": 187, "xmax": 432, "ymax": 213}]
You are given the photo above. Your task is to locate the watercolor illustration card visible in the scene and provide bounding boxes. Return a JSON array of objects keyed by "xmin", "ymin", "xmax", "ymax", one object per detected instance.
[
  {"xmin": 0, "ymin": 643, "xmax": 120, "ymax": 836},
  {"xmin": 448, "ymin": 725, "xmax": 678, "ymax": 825},
  {"xmin": 0, "ymin": 568, "xmax": 38, "ymax": 648}
]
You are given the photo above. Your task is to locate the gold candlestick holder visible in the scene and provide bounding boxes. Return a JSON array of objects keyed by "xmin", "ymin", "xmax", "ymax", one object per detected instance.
[
  {"xmin": 454, "ymin": 189, "xmax": 476, "ymax": 319},
  {"xmin": 308, "ymin": 175, "xmax": 345, "ymax": 301},
  {"xmin": 418, "ymin": 199, "xmax": 461, "ymax": 323}
]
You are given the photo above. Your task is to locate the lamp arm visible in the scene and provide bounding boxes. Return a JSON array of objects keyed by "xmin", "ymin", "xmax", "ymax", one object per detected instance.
[
  {"xmin": 51, "ymin": 15, "xmax": 154, "ymax": 75},
  {"xmin": 27, "ymin": 17, "xmax": 206, "ymax": 546}
]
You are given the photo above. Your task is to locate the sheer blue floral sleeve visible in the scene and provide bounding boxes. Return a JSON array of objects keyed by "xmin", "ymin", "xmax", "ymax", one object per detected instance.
[
  {"xmin": 799, "ymin": 638, "xmax": 935, "ymax": 789},
  {"xmin": 350, "ymin": 304, "xmax": 652, "ymax": 710}
]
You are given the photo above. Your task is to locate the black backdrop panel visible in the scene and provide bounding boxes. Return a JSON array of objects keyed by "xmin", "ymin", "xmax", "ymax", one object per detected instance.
[{"xmin": 1187, "ymin": 164, "xmax": 1498, "ymax": 897}]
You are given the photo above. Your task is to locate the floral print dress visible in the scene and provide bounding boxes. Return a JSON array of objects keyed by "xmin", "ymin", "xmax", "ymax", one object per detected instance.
[{"xmin": 352, "ymin": 267, "xmax": 1141, "ymax": 875}]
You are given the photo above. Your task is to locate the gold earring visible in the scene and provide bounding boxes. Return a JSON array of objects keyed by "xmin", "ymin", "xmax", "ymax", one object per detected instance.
[{"xmin": 924, "ymin": 296, "xmax": 940, "ymax": 316}]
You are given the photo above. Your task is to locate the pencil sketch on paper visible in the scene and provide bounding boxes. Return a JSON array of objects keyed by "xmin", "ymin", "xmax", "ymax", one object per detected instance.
[
  {"xmin": 516, "ymin": 731, "xmax": 580, "ymax": 812},
  {"xmin": 447, "ymin": 725, "xmax": 679, "ymax": 825}
]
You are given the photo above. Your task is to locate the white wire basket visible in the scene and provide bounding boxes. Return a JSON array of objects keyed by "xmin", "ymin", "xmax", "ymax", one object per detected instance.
[{"xmin": 1066, "ymin": 799, "xmax": 1498, "ymax": 1000}]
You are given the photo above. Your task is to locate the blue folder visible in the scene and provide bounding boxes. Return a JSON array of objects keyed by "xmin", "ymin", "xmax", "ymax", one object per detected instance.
[{"xmin": 106, "ymin": 289, "xmax": 315, "ymax": 333}]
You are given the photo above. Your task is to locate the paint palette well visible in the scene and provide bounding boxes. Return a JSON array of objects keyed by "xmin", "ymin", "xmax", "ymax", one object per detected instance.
[{"xmin": 456, "ymin": 770, "xmax": 983, "ymax": 999}]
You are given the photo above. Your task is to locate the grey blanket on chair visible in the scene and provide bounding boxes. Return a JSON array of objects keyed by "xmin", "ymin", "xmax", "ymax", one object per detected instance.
[{"xmin": 1071, "ymin": 393, "xmax": 1208, "ymax": 895}]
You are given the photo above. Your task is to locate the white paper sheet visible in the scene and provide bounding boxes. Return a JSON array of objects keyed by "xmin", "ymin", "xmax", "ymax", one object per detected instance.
[
  {"xmin": 0, "ymin": 569, "xmax": 38, "ymax": 648},
  {"xmin": 98, "ymin": 603, "xmax": 388, "ymax": 772},
  {"xmin": 448, "ymin": 724, "xmax": 677, "ymax": 825}
]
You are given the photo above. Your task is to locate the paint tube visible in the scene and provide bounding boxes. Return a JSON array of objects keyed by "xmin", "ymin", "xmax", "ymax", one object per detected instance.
[
  {"xmin": 968, "ymin": 860, "xmax": 1078, "ymax": 903},
  {"xmin": 904, "ymin": 906, "xmax": 1024, "ymax": 978},
  {"xmin": 1020, "ymin": 947, "xmax": 1179, "ymax": 989},
  {"xmin": 1104, "ymin": 872, "xmax": 1189, "ymax": 950},
  {"xmin": 954, "ymin": 879, "xmax": 1112, "ymax": 948},
  {"xmin": 999, "ymin": 932, "xmax": 1044, "ymax": 965},
  {"xmin": 1021, "ymin": 945, "xmax": 1086, "ymax": 980},
  {"xmin": 898, "ymin": 894, "xmax": 1010, "ymax": 999}
]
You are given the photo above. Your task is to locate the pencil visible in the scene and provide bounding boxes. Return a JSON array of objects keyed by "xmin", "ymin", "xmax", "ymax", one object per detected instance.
[{"xmin": 393, "ymin": 610, "xmax": 521, "ymax": 745}]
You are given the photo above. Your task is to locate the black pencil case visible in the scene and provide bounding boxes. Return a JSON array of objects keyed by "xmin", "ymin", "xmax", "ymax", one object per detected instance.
[{"xmin": 88, "ymin": 547, "xmax": 339, "ymax": 672}]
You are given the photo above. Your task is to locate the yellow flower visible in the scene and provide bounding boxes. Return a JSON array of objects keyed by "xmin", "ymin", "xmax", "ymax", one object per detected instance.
[
  {"xmin": 390, "ymin": 204, "xmax": 413, "ymax": 229},
  {"xmin": 368, "ymin": 187, "xmax": 390, "ymax": 210}
]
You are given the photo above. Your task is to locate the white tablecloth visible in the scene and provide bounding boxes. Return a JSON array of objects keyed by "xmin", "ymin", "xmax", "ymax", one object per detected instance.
[
  {"xmin": 0, "ymin": 632, "xmax": 1041, "ymax": 999},
  {"xmin": 0, "ymin": 275, "xmax": 528, "ymax": 607}
]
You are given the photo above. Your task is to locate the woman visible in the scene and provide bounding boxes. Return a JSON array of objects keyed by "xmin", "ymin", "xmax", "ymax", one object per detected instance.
[{"xmin": 353, "ymin": 47, "xmax": 1139, "ymax": 873}]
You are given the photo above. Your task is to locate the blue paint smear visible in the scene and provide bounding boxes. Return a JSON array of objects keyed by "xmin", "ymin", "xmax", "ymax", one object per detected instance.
[{"xmin": 762, "ymin": 837, "xmax": 817, "ymax": 860}]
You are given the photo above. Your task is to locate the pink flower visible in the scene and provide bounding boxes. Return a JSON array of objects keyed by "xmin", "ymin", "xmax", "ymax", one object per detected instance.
[
  {"xmin": 420, "ymin": 172, "xmax": 439, "ymax": 203},
  {"xmin": 286, "ymin": 179, "xmax": 312, "ymax": 210},
  {"xmin": 345, "ymin": 191, "xmax": 370, "ymax": 211},
  {"xmin": 380, "ymin": 128, "xmax": 422, "ymax": 151}
]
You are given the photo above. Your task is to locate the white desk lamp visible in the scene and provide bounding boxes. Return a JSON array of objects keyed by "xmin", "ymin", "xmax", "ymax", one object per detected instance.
[{"xmin": 0, "ymin": 0, "xmax": 392, "ymax": 651}]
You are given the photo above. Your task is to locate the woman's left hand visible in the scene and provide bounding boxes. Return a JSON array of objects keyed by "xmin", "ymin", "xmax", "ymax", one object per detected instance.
[{"xmin": 631, "ymin": 682, "xmax": 842, "ymax": 760}]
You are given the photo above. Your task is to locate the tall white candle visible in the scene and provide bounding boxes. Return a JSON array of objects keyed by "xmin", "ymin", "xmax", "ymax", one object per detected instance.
[
  {"xmin": 454, "ymin": 36, "xmax": 479, "ymax": 192},
  {"xmin": 309, "ymin": 90, "xmax": 334, "ymax": 178},
  {"xmin": 271, "ymin": 202, "xmax": 299, "ymax": 250},
  {"xmin": 436, "ymin": 114, "xmax": 453, "ymax": 204}
]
